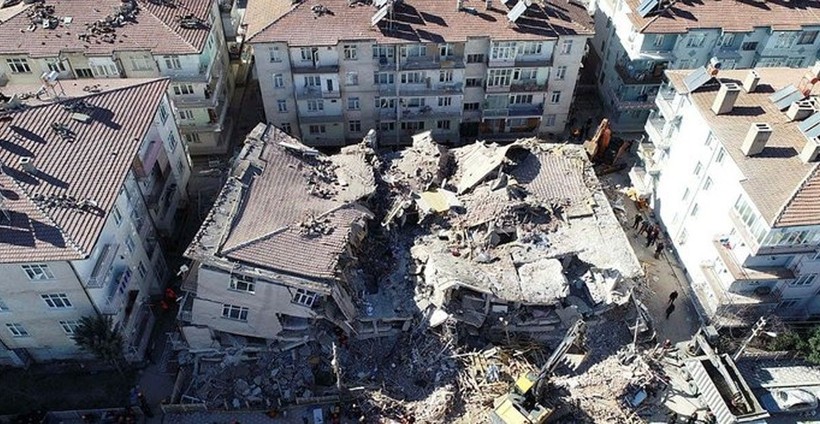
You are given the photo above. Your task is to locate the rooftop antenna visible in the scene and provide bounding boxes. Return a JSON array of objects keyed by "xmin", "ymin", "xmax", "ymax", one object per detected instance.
[{"xmin": 40, "ymin": 70, "xmax": 65, "ymax": 101}]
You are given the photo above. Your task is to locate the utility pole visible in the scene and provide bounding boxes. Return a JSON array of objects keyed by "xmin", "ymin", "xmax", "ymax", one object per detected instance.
[{"xmin": 733, "ymin": 316, "xmax": 767, "ymax": 361}]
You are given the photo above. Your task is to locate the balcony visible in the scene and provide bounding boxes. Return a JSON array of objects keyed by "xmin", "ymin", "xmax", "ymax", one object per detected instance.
[
  {"xmin": 712, "ymin": 240, "xmax": 794, "ymax": 282},
  {"xmin": 378, "ymin": 109, "xmax": 397, "ymax": 120},
  {"xmin": 173, "ymin": 92, "xmax": 220, "ymax": 109},
  {"xmin": 299, "ymin": 114, "xmax": 344, "ymax": 124},
  {"xmin": 636, "ymin": 140, "xmax": 661, "ymax": 175},
  {"xmin": 376, "ymin": 57, "xmax": 397, "ymax": 71},
  {"xmin": 296, "ymin": 86, "xmax": 341, "ymax": 100},
  {"xmin": 509, "ymin": 103, "xmax": 544, "ymax": 117},
  {"xmin": 178, "ymin": 121, "xmax": 223, "ymax": 132},
  {"xmin": 510, "ymin": 80, "xmax": 548, "ymax": 92},
  {"xmin": 87, "ymin": 244, "xmax": 120, "ymax": 289},
  {"xmin": 398, "ymin": 82, "xmax": 463, "ymax": 97},
  {"xmin": 102, "ymin": 268, "xmax": 133, "ymax": 315},
  {"xmin": 483, "ymin": 108, "xmax": 509, "ymax": 118},
  {"xmin": 711, "ymin": 44, "xmax": 742, "ymax": 59},
  {"xmin": 644, "ymin": 117, "xmax": 671, "ymax": 150},
  {"xmin": 400, "ymin": 56, "xmax": 464, "ymax": 70},
  {"xmin": 700, "ymin": 264, "xmax": 782, "ymax": 309},
  {"xmin": 607, "ymin": 86, "xmax": 656, "ymax": 111},
  {"xmin": 486, "ymin": 84, "xmax": 511, "ymax": 93},
  {"xmin": 513, "ymin": 57, "xmax": 552, "ymax": 68},
  {"xmin": 401, "ymin": 107, "xmax": 461, "ymax": 120},
  {"xmin": 291, "ymin": 62, "xmax": 340, "ymax": 74},
  {"xmin": 162, "ymin": 50, "xmax": 224, "ymax": 83},
  {"xmin": 615, "ymin": 62, "xmax": 664, "ymax": 86},
  {"xmin": 655, "ymin": 86, "xmax": 679, "ymax": 120}
]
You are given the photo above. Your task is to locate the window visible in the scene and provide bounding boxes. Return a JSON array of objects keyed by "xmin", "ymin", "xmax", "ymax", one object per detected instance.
[
  {"xmin": 229, "ymin": 274, "xmax": 256, "ymax": 293},
  {"xmin": 438, "ymin": 96, "xmax": 452, "ymax": 107},
  {"xmin": 775, "ymin": 32, "xmax": 797, "ymax": 49},
  {"xmin": 717, "ymin": 33, "xmax": 735, "ymax": 47},
  {"xmin": 347, "ymin": 96, "xmax": 360, "ymax": 110},
  {"xmin": 703, "ymin": 177, "xmax": 713, "ymax": 191},
  {"xmin": 163, "ymin": 55, "xmax": 181, "ymax": 70},
  {"xmin": 682, "ymin": 188, "xmax": 690, "ymax": 201},
  {"xmin": 168, "ymin": 133, "xmax": 177, "ymax": 152},
  {"xmin": 517, "ymin": 41, "xmax": 542, "ymax": 55},
  {"xmin": 277, "ymin": 100, "xmax": 288, "ymax": 112},
  {"xmin": 786, "ymin": 57, "xmax": 804, "ymax": 68},
  {"xmin": 560, "ymin": 40, "xmax": 573, "ymax": 55},
  {"xmin": 373, "ymin": 45, "xmax": 395, "ymax": 60},
  {"xmin": 716, "ymin": 148, "xmax": 726, "ymax": 163},
  {"xmin": 555, "ymin": 65, "xmax": 567, "ymax": 80},
  {"xmin": 93, "ymin": 63, "xmax": 119, "ymax": 77},
  {"xmin": 281, "ymin": 122, "xmax": 292, "ymax": 134},
  {"xmin": 75, "ymin": 68, "xmax": 94, "ymax": 78},
  {"xmin": 439, "ymin": 70, "xmax": 453, "ymax": 83},
  {"xmin": 59, "ymin": 320, "xmax": 80, "ymax": 335},
  {"xmin": 125, "ymin": 235, "xmax": 135, "ymax": 253},
  {"xmin": 400, "ymin": 121, "xmax": 425, "ymax": 131},
  {"xmin": 45, "ymin": 58, "xmax": 67, "ymax": 72},
  {"xmin": 544, "ymin": 114, "xmax": 556, "ymax": 126},
  {"xmin": 379, "ymin": 122, "xmax": 395, "ymax": 131},
  {"xmin": 129, "ymin": 56, "xmax": 154, "ymax": 71},
  {"xmin": 221, "ymin": 304, "xmax": 249, "ymax": 321},
  {"xmin": 292, "ymin": 288, "xmax": 317, "ymax": 307},
  {"xmin": 466, "ymin": 78, "xmax": 482, "ymax": 87},
  {"xmin": 550, "ymin": 91, "xmax": 561, "ymax": 103},
  {"xmin": 463, "ymin": 102, "xmax": 480, "ymax": 111},
  {"xmin": 439, "ymin": 43, "xmax": 453, "ymax": 58},
  {"xmin": 179, "ymin": 109, "xmax": 194, "ymax": 120},
  {"xmin": 704, "ymin": 132, "xmax": 715, "ymax": 147},
  {"xmin": 309, "ymin": 124, "xmax": 326, "ymax": 134},
  {"xmin": 112, "ymin": 206, "xmax": 122, "ymax": 226},
  {"xmin": 378, "ymin": 98, "xmax": 396, "ymax": 109},
  {"xmin": 307, "ymin": 100, "xmax": 324, "ymax": 111},
  {"xmin": 273, "ymin": 74, "xmax": 285, "ymax": 88},
  {"xmin": 401, "ymin": 71, "xmax": 424, "ymax": 84},
  {"xmin": 791, "ymin": 273, "xmax": 817, "ymax": 286},
  {"xmin": 491, "ymin": 41, "xmax": 516, "ymax": 60},
  {"xmin": 685, "ymin": 34, "xmax": 706, "ymax": 48},
  {"xmin": 653, "ymin": 34, "xmax": 665, "ymax": 47},
  {"xmin": 466, "ymin": 54, "xmax": 485, "ymax": 63},
  {"xmin": 779, "ymin": 299, "xmax": 798, "ymax": 309},
  {"xmin": 693, "ymin": 162, "xmax": 702, "ymax": 176},
  {"xmin": 173, "ymin": 84, "xmax": 194, "ymax": 96},
  {"xmin": 0, "ymin": 297, "xmax": 9, "ymax": 312},
  {"xmin": 798, "ymin": 30, "xmax": 818, "ymax": 45},
  {"xmin": 22, "ymin": 264, "xmax": 54, "ymax": 280},
  {"xmin": 6, "ymin": 58, "xmax": 31, "ymax": 73},
  {"xmin": 137, "ymin": 261, "xmax": 147, "ymax": 280},
  {"xmin": 268, "ymin": 46, "xmax": 282, "ymax": 62},
  {"xmin": 42, "ymin": 293, "xmax": 72, "ymax": 309},
  {"xmin": 346, "ymin": 71, "xmax": 359, "ymax": 85},
  {"xmin": 741, "ymin": 41, "xmax": 758, "ymax": 51},
  {"xmin": 374, "ymin": 72, "xmax": 394, "ymax": 85},
  {"xmin": 300, "ymin": 48, "xmax": 313, "ymax": 61},
  {"xmin": 509, "ymin": 94, "xmax": 533, "ymax": 104},
  {"xmin": 437, "ymin": 120, "xmax": 451, "ymax": 130},
  {"xmin": 349, "ymin": 120, "xmax": 362, "ymax": 132},
  {"xmin": 304, "ymin": 75, "xmax": 321, "ymax": 87},
  {"xmin": 401, "ymin": 44, "xmax": 426, "ymax": 57},
  {"xmin": 6, "ymin": 323, "xmax": 29, "ymax": 337},
  {"xmin": 513, "ymin": 68, "xmax": 536, "ymax": 81},
  {"xmin": 488, "ymin": 69, "xmax": 512, "ymax": 86},
  {"xmin": 343, "ymin": 45, "xmax": 358, "ymax": 60},
  {"xmin": 406, "ymin": 97, "xmax": 425, "ymax": 108},
  {"xmin": 690, "ymin": 204, "xmax": 699, "ymax": 217}
]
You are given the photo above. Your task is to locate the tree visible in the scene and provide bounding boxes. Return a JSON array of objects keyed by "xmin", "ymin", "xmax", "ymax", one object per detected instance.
[
  {"xmin": 766, "ymin": 331, "xmax": 806, "ymax": 352},
  {"xmin": 806, "ymin": 327, "xmax": 820, "ymax": 365},
  {"xmin": 72, "ymin": 315, "xmax": 126, "ymax": 374}
]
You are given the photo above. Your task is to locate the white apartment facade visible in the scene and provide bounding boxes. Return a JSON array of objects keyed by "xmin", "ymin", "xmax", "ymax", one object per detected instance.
[
  {"xmin": 0, "ymin": 0, "xmax": 234, "ymax": 156},
  {"xmin": 0, "ymin": 80, "xmax": 191, "ymax": 366},
  {"xmin": 589, "ymin": 0, "xmax": 820, "ymax": 131},
  {"xmin": 636, "ymin": 66, "xmax": 820, "ymax": 327},
  {"xmin": 245, "ymin": 0, "xmax": 592, "ymax": 146}
]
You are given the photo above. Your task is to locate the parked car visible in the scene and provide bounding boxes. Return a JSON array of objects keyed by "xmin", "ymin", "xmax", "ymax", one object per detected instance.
[{"xmin": 760, "ymin": 389, "xmax": 819, "ymax": 414}]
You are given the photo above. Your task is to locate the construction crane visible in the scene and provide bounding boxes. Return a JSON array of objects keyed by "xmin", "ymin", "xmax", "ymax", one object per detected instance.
[{"xmin": 489, "ymin": 320, "xmax": 588, "ymax": 424}]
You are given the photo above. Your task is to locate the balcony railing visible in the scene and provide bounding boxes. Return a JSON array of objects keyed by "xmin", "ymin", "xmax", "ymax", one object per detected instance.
[
  {"xmin": 378, "ymin": 109, "xmax": 397, "ymax": 120},
  {"xmin": 655, "ymin": 86, "xmax": 679, "ymax": 119},
  {"xmin": 87, "ymin": 244, "xmax": 119, "ymax": 288},
  {"xmin": 162, "ymin": 50, "xmax": 223, "ymax": 83},
  {"xmin": 615, "ymin": 62, "xmax": 664, "ymax": 85},
  {"xmin": 513, "ymin": 57, "xmax": 553, "ymax": 67},
  {"xmin": 400, "ymin": 56, "xmax": 464, "ymax": 70},
  {"xmin": 102, "ymin": 268, "xmax": 133, "ymax": 315},
  {"xmin": 296, "ymin": 86, "xmax": 341, "ymax": 100},
  {"xmin": 607, "ymin": 86, "xmax": 656, "ymax": 111},
  {"xmin": 291, "ymin": 62, "xmax": 340, "ymax": 74},
  {"xmin": 509, "ymin": 103, "xmax": 544, "ymax": 117},
  {"xmin": 510, "ymin": 80, "xmax": 548, "ymax": 92},
  {"xmin": 644, "ymin": 117, "xmax": 671, "ymax": 150}
]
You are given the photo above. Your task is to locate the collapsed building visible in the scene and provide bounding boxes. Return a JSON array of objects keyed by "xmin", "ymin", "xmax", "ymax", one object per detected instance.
[{"xmin": 180, "ymin": 124, "xmax": 642, "ymax": 348}]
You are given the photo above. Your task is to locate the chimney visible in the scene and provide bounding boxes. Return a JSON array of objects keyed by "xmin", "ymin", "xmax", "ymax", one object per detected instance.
[
  {"xmin": 711, "ymin": 82, "xmax": 741, "ymax": 115},
  {"xmin": 786, "ymin": 100, "xmax": 814, "ymax": 121},
  {"xmin": 743, "ymin": 70, "xmax": 760, "ymax": 93},
  {"xmin": 741, "ymin": 123, "xmax": 772, "ymax": 156},
  {"xmin": 18, "ymin": 156, "xmax": 36, "ymax": 173},
  {"xmin": 799, "ymin": 135, "xmax": 820, "ymax": 163}
]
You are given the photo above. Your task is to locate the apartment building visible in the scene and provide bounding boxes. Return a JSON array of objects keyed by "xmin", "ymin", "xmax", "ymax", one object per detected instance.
[
  {"xmin": 245, "ymin": 0, "xmax": 593, "ymax": 146},
  {"xmin": 0, "ymin": 0, "xmax": 233, "ymax": 155},
  {"xmin": 588, "ymin": 0, "xmax": 820, "ymax": 131},
  {"xmin": 0, "ymin": 79, "xmax": 191, "ymax": 366},
  {"xmin": 636, "ymin": 65, "xmax": 820, "ymax": 327}
]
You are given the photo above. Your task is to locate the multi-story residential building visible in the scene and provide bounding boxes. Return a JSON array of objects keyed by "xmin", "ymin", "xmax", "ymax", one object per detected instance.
[
  {"xmin": 636, "ymin": 65, "xmax": 820, "ymax": 327},
  {"xmin": 0, "ymin": 0, "xmax": 233, "ymax": 156},
  {"xmin": 245, "ymin": 0, "xmax": 593, "ymax": 146},
  {"xmin": 589, "ymin": 0, "xmax": 820, "ymax": 131},
  {"xmin": 0, "ymin": 79, "xmax": 191, "ymax": 366}
]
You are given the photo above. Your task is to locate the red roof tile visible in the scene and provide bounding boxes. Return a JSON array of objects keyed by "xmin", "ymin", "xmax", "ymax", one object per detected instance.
[
  {"xmin": 0, "ymin": 78, "xmax": 170, "ymax": 262},
  {"xmin": 248, "ymin": 0, "xmax": 593, "ymax": 45},
  {"xmin": 0, "ymin": 0, "xmax": 213, "ymax": 57}
]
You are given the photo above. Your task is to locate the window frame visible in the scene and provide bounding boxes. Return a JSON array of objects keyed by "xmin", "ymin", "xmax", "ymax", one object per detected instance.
[
  {"xmin": 221, "ymin": 304, "xmax": 249, "ymax": 322},
  {"xmin": 343, "ymin": 45, "xmax": 358, "ymax": 60},
  {"xmin": 550, "ymin": 91, "xmax": 562, "ymax": 103},
  {"xmin": 59, "ymin": 320, "xmax": 81, "ymax": 335},
  {"xmin": 277, "ymin": 100, "xmax": 288, "ymax": 113},
  {"xmin": 229, "ymin": 274, "xmax": 256, "ymax": 294},
  {"xmin": 6, "ymin": 323, "xmax": 29, "ymax": 337},
  {"xmin": 22, "ymin": 264, "xmax": 55, "ymax": 281},
  {"xmin": 349, "ymin": 120, "xmax": 362, "ymax": 133},
  {"xmin": 347, "ymin": 96, "xmax": 360, "ymax": 110},
  {"xmin": 6, "ymin": 58, "xmax": 31, "ymax": 74},
  {"xmin": 42, "ymin": 293, "xmax": 72, "ymax": 309},
  {"xmin": 560, "ymin": 40, "xmax": 573, "ymax": 55},
  {"xmin": 292, "ymin": 288, "xmax": 317, "ymax": 307},
  {"xmin": 273, "ymin": 74, "xmax": 285, "ymax": 88}
]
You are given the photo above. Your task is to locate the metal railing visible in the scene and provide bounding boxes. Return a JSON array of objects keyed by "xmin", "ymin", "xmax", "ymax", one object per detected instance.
[{"xmin": 86, "ymin": 244, "xmax": 119, "ymax": 288}]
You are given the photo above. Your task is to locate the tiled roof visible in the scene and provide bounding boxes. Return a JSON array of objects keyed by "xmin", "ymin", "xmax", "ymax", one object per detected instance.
[
  {"xmin": 626, "ymin": 0, "xmax": 820, "ymax": 34},
  {"xmin": 243, "ymin": 0, "xmax": 295, "ymax": 40},
  {"xmin": 0, "ymin": 78, "xmax": 170, "ymax": 262},
  {"xmin": 248, "ymin": 0, "xmax": 593, "ymax": 46},
  {"xmin": 0, "ymin": 0, "xmax": 213, "ymax": 57},
  {"xmin": 666, "ymin": 68, "xmax": 820, "ymax": 227},
  {"xmin": 192, "ymin": 125, "xmax": 375, "ymax": 280}
]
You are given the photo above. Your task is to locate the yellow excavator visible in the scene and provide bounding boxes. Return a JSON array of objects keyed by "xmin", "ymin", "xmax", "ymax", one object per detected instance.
[{"xmin": 489, "ymin": 320, "xmax": 588, "ymax": 424}]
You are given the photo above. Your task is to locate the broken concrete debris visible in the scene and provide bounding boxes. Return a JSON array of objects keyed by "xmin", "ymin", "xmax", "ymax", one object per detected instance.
[{"xmin": 175, "ymin": 127, "xmax": 656, "ymax": 422}]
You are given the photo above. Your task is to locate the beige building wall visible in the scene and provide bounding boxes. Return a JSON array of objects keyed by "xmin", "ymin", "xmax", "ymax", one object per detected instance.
[{"xmin": 0, "ymin": 262, "xmax": 95, "ymax": 362}]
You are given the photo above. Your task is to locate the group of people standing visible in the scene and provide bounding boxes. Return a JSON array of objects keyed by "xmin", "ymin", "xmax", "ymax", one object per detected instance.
[{"xmin": 632, "ymin": 214, "xmax": 665, "ymax": 259}]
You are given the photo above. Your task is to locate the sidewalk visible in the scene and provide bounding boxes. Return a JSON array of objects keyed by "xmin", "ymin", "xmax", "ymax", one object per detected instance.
[{"xmin": 601, "ymin": 172, "xmax": 700, "ymax": 344}]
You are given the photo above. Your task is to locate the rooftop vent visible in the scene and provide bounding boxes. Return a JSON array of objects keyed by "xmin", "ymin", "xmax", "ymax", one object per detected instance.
[
  {"xmin": 770, "ymin": 84, "xmax": 805, "ymax": 111},
  {"xmin": 743, "ymin": 70, "xmax": 760, "ymax": 93},
  {"xmin": 786, "ymin": 100, "xmax": 814, "ymax": 122},
  {"xmin": 18, "ymin": 156, "xmax": 36, "ymax": 174},
  {"xmin": 799, "ymin": 135, "xmax": 820, "ymax": 163},
  {"xmin": 711, "ymin": 82, "xmax": 741, "ymax": 115},
  {"xmin": 741, "ymin": 123, "xmax": 772, "ymax": 156}
]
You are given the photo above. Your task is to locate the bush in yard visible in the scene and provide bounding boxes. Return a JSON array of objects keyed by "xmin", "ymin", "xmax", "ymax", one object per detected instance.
[
  {"xmin": 72, "ymin": 315, "xmax": 126, "ymax": 374},
  {"xmin": 766, "ymin": 330, "xmax": 806, "ymax": 352},
  {"xmin": 807, "ymin": 327, "xmax": 820, "ymax": 365}
]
